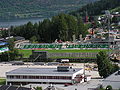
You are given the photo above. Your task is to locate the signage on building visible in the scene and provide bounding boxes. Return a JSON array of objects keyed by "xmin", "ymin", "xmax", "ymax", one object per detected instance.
[{"xmin": 19, "ymin": 44, "xmax": 109, "ymax": 49}]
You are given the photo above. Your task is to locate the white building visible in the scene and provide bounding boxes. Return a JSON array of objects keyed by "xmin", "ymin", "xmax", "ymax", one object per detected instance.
[{"xmin": 6, "ymin": 66, "xmax": 88, "ymax": 85}]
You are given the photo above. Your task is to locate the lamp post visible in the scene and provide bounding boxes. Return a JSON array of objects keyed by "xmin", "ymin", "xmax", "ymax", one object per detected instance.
[
  {"xmin": 7, "ymin": 12, "xmax": 11, "ymax": 37},
  {"xmin": 83, "ymin": 53, "xmax": 86, "ymax": 82},
  {"xmin": 105, "ymin": 10, "xmax": 111, "ymax": 57},
  {"xmin": 7, "ymin": 12, "xmax": 11, "ymax": 62}
]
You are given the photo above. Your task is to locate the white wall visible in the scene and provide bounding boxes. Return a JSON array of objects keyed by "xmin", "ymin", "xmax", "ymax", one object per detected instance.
[{"xmin": 72, "ymin": 68, "xmax": 84, "ymax": 79}]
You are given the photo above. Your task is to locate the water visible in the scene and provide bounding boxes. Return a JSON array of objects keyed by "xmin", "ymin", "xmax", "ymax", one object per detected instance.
[{"xmin": 0, "ymin": 18, "xmax": 44, "ymax": 28}]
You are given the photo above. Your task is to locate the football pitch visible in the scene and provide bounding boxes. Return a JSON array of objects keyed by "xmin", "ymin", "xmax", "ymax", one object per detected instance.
[{"xmin": 19, "ymin": 49, "xmax": 109, "ymax": 58}]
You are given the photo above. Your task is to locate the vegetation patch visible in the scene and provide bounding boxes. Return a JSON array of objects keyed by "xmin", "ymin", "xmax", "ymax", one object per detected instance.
[{"xmin": 0, "ymin": 78, "xmax": 6, "ymax": 85}]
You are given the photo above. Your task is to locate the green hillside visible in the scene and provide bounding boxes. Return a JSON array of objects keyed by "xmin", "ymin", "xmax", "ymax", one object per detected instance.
[
  {"xmin": 71, "ymin": 0, "xmax": 120, "ymax": 16},
  {"xmin": 0, "ymin": 0, "xmax": 98, "ymax": 19},
  {"xmin": 111, "ymin": 6, "xmax": 120, "ymax": 12}
]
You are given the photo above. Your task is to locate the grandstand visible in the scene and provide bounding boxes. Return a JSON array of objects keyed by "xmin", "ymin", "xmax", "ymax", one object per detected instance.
[{"xmin": 18, "ymin": 43, "xmax": 109, "ymax": 49}]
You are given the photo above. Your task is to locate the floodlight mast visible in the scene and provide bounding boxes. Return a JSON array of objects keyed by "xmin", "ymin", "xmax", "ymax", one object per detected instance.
[
  {"xmin": 105, "ymin": 10, "xmax": 111, "ymax": 57},
  {"xmin": 7, "ymin": 12, "xmax": 11, "ymax": 37},
  {"xmin": 7, "ymin": 12, "xmax": 11, "ymax": 62}
]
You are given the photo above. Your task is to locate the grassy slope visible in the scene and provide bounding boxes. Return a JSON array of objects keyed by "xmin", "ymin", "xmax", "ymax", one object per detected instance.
[
  {"xmin": 0, "ymin": 78, "xmax": 6, "ymax": 85},
  {"xmin": 111, "ymin": 6, "xmax": 120, "ymax": 12}
]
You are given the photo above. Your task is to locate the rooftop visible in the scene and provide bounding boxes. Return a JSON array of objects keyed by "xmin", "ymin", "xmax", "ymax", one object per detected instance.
[
  {"xmin": 0, "ymin": 36, "xmax": 25, "ymax": 42},
  {"xmin": 86, "ymin": 37, "xmax": 120, "ymax": 43},
  {"xmin": 103, "ymin": 71, "xmax": 120, "ymax": 82},
  {"xmin": 25, "ymin": 79, "xmax": 102, "ymax": 90},
  {"xmin": 6, "ymin": 67, "xmax": 83, "ymax": 75},
  {"xmin": 102, "ymin": 70, "xmax": 120, "ymax": 89},
  {"xmin": 0, "ymin": 85, "xmax": 31, "ymax": 90}
]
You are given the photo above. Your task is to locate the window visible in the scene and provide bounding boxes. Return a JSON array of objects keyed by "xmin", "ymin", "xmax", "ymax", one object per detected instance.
[{"xmin": 7, "ymin": 75, "xmax": 72, "ymax": 80}]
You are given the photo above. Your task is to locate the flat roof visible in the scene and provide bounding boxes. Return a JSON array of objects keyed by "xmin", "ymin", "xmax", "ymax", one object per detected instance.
[{"xmin": 6, "ymin": 67, "xmax": 83, "ymax": 75}]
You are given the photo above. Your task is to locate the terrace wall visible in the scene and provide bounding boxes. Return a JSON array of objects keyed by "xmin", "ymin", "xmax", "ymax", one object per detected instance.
[{"xmin": 47, "ymin": 52, "xmax": 97, "ymax": 58}]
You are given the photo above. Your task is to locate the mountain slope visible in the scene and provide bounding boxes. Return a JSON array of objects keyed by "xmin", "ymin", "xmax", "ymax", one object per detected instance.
[
  {"xmin": 111, "ymin": 6, "xmax": 120, "ymax": 12},
  {"xmin": 0, "ymin": 0, "xmax": 98, "ymax": 19},
  {"xmin": 71, "ymin": 0, "xmax": 120, "ymax": 16}
]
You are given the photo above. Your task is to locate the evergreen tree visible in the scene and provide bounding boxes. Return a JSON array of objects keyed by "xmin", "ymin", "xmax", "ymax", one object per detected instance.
[
  {"xmin": 38, "ymin": 19, "xmax": 51, "ymax": 42},
  {"xmin": 6, "ymin": 13, "xmax": 89, "ymax": 43},
  {"xmin": 30, "ymin": 36, "xmax": 37, "ymax": 43},
  {"xmin": 35, "ymin": 87, "xmax": 42, "ymax": 90},
  {"xmin": 58, "ymin": 14, "xmax": 68, "ymax": 41},
  {"xmin": 77, "ymin": 17, "xmax": 88, "ymax": 38},
  {"xmin": 0, "ymin": 38, "xmax": 19, "ymax": 62},
  {"xmin": 65, "ymin": 15, "xmax": 78, "ymax": 41},
  {"xmin": 25, "ymin": 21, "xmax": 34, "ymax": 39},
  {"xmin": 71, "ymin": 0, "xmax": 120, "ymax": 16},
  {"xmin": 96, "ymin": 51, "xmax": 114, "ymax": 78}
]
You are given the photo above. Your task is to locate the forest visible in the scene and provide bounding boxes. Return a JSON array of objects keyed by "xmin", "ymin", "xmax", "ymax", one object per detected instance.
[
  {"xmin": 71, "ymin": 0, "xmax": 120, "ymax": 16},
  {"xmin": 0, "ymin": 0, "xmax": 98, "ymax": 19},
  {"xmin": 1, "ymin": 14, "xmax": 89, "ymax": 43}
]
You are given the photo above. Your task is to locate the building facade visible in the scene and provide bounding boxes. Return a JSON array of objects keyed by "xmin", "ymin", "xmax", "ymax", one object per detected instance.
[{"xmin": 6, "ymin": 66, "xmax": 85, "ymax": 85}]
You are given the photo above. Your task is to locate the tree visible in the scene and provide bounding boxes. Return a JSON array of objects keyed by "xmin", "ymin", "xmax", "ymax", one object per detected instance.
[
  {"xmin": 112, "ymin": 16, "xmax": 119, "ymax": 23},
  {"xmin": 1, "ymin": 29, "xmax": 8, "ymax": 38},
  {"xmin": 71, "ymin": 0, "xmax": 120, "ymax": 16},
  {"xmin": 65, "ymin": 14, "xmax": 78, "ymax": 41},
  {"xmin": 9, "ymin": 26, "xmax": 15, "ymax": 36},
  {"xmin": 38, "ymin": 19, "xmax": 52, "ymax": 42},
  {"xmin": 113, "ymin": 64, "xmax": 119, "ymax": 72},
  {"xmin": 30, "ymin": 36, "xmax": 37, "ymax": 43},
  {"xmin": 35, "ymin": 87, "xmax": 42, "ymax": 90},
  {"xmin": 96, "ymin": 51, "xmax": 113, "ymax": 78},
  {"xmin": 25, "ymin": 21, "xmax": 34, "ymax": 39},
  {"xmin": 58, "ymin": 14, "xmax": 68, "ymax": 41},
  {"xmin": 7, "ymin": 38, "xmax": 15, "ymax": 51},
  {"xmin": 0, "ymin": 38, "xmax": 19, "ymax": 62},
  {"xmin": 0, "ymin": 49, "xmax": 19, "ymax": 62},
  {"xmin": 106, "ymin": 85, "xmax": 112, "ymax": 90},
  {"xmin": 51, "ymin": 13, "xmax": 78, "ymax": 41},
  {"xmin": 7, "ymin": 13, "xmax": 90, "ymax": 43},
  {"xmin": 0, "ymin": 52, "xmax": 9, "ymax": 62},
  {"xmin": 33, "ymin": 23, "xmax": 39, "ymax": 42},
  {"xmin": 77, "ymin": 17, "xmax": 88, "ymax": 38}
]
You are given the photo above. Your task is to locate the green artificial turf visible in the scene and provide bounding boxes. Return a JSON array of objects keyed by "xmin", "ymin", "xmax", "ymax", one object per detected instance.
[{"xmin": 19, "ymin": 49, "xmax": 110, "ymax": 58}]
